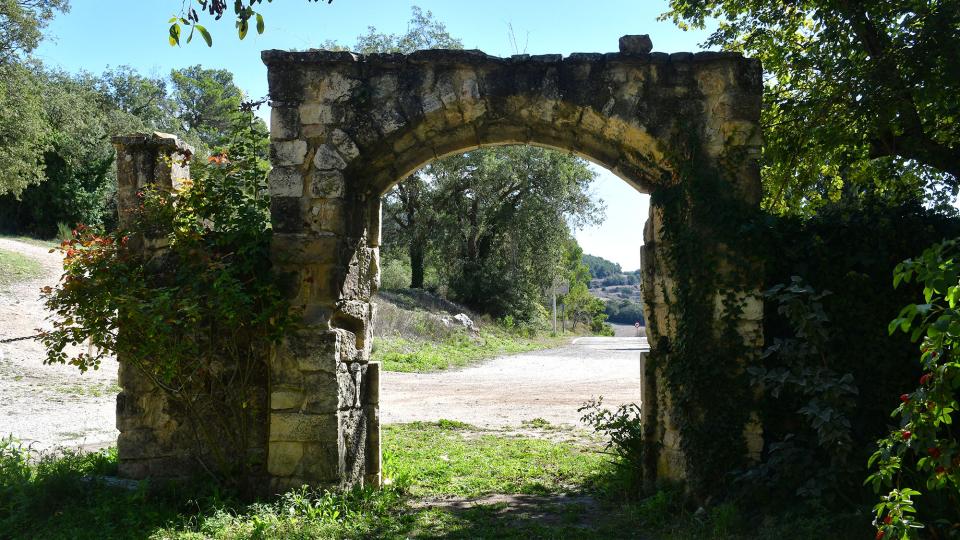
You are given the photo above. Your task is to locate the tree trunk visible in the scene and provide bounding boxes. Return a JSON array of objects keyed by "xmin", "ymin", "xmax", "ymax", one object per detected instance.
[{"xmin": 409, "ymin": 238, "xmax": 425, "ymax": 289}]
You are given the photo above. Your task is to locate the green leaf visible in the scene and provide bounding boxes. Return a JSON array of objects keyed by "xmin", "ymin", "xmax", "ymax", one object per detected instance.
[
  {"xmin": 195, "ymin": 24, "xmax": 212, "ymax": 47},
  {"xmin": 256, "ymin": 13, "xmax": 265, "ymax": 35},
  {"xmin": 169, "ymin": 23, "xmax": 181, "ymax": 46},
  {"xmin": 238, "ymin": 19, "xmax": 249, "ymax": 40}
]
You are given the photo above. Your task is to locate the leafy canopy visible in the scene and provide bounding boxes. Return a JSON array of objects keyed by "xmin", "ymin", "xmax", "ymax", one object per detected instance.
[{"xmin": 664, "ymin": 0, "xmax": 960, "ymax": 214}]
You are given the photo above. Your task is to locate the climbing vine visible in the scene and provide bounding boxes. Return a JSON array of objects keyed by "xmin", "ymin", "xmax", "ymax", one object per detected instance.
[{"xmin": 645, "ymin": 125, "xmax": 762, "ymax": 497}]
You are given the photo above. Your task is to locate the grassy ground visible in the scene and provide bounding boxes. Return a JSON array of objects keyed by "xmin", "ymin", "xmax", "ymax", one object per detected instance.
[
  {"xmin": 0, "ymin": 248, "xmax": 44, "ymax": 288},
  {"xmin": 372, "ymin": 331, "xmax": 569, "ymax": 372},
  {"xmin": 0, "ymin": 421, "xmax": 868, "ymax": 539}
]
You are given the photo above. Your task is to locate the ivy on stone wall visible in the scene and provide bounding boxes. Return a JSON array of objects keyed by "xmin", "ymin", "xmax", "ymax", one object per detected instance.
[{"xmin": 647, "ymin": 127, "xmax": 761, "ymax": 497}]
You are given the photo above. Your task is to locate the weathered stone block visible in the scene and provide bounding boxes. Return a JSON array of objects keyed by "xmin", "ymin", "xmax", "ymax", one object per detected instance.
[
  {"xmin": 271, "ymin": 390, "xmax": 305, "ymax": 411},
  {"xmin": 313, "ymin": 144, "xmax": 347, "ymax": 171},
  {"xmin": 271, "ymin": 107, "xmax": 300, "ymax": 140},
  {"xmin": 269, "ymin": 167, "xmax": 303, "ymax": 197},
  {"xmin": 270, "ymin": 197, "xmax": 304, "ymax": 233},
  {"xmin": 271, "ymin": 140, "xmax": 308, "ymax": 166},
  {"xmin": 619, "ymin": 35, "xmax": 653, "ymax": 55},
  {"xmin": 268, "ymin": 441, "xmax": 304, "ymax": 476},
  {"xmin": 310, "ymin": 171, "xmax": 346, "ymax": 198},
  {"xmin": 269, "ymin": 412, "xmax": 337, "ymax": 442}
]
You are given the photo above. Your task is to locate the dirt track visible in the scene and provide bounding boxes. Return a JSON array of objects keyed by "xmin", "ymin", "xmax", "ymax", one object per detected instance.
[{"xmin": 0, "ymin": 237, "xmax": 646, "ymax": 450}]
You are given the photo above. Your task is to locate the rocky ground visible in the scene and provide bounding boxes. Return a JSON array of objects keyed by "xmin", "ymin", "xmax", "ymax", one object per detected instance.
[{"xmin": 0, "ymin": 237, "xmax": 646, "ymax": 451}]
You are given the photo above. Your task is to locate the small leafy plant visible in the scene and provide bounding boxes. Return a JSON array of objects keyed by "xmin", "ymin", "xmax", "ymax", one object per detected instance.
[
  {"xmin": 867, "ymin": 239, "xmax": 960, "ymax": 539},
  {"xmin": 579, "ymin": 397, "xmax": 644, "ymax": 497},
  {"xmin": 744, "ymin": 277, "xmax": 859, "ymax": 501}
]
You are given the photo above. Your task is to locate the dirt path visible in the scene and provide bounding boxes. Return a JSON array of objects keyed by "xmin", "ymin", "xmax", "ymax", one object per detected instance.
[
  {"xmin": 0, "ymin": 235, "xmax": 646, "ymax": 450},
  {"xmin": 0, "ymin": 238, "xmax": 119, "ymax": 451},
  {"xmin": 381, "ymin": 336, "xmax": 646, "ymax": 430}
]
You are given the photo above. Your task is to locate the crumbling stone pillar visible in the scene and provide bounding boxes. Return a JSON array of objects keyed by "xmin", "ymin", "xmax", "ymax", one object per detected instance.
[
  {"xmin": 265, "ymin": 99, "xmax": 382, "ymax": 493},
  {"xmin": 111, "ymin": 133, "xmax": 196, "ymax": 479}
]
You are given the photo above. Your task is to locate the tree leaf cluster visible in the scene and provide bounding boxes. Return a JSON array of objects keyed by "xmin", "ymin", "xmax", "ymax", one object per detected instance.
[{"xmin": 664, "ymin": 0, "xmax": 960, "ymax": 215}]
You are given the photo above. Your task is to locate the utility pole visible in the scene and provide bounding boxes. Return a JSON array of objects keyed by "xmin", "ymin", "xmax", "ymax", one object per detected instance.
[{"xmin": 552, "ymin": 287, "xmax": 557, "ymax": 333}]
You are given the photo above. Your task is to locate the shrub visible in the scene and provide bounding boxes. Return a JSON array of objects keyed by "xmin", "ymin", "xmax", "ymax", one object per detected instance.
[
  {"xmin": 579, "ymin": 398, "xmax": 644, "ymax": 497},
  {"xmin": 868, "ymin": 239, "xmax": 960, "ymax": 539},
  {"xmin": 39, "ymin": 122, "xmax": 290, "ymax": 487}
]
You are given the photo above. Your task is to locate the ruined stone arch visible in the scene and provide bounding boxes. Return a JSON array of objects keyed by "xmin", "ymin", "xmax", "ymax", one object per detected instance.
[{"xmin": 111, "ymin": 38, "xmax": 764, "ymax": 494}]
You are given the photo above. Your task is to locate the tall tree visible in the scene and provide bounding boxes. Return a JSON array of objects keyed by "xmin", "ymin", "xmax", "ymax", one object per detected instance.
[
  {"xmin": 170, "ymin": 65, "xmax": 245, "ymax": 148},
  {"xmin": 0, "ymin": 0, "xmax": 69, "ymax": 196},
  {"xmin": 0, "ymin": 0, "xmax": 69, "ymax": 64},
  {"xmin": 664, "ymin": 0, "xmax": 960, "ymax": 214},
  {"xmin": 427, "ymin": 146, "xmax": 601, "ymax": 317}
]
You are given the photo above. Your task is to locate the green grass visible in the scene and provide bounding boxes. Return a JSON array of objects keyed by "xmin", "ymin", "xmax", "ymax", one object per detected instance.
[
  {"xmin": 372, "ymin": 330, "xmax": 568, "ymax": 372},
  {"xmin": 0, "ymin": 248, "xmax": 44, "ymax": 288},
  {"xmin": 382, "ymin": 421, "xmax": 604, "ymax": 497},
  {"xmin": 0, "ymin": 423, "xmax": 870, "ymax": 539}
]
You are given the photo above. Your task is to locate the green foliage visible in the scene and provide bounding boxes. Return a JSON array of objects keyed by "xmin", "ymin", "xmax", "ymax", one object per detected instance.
[
  {"xmin": 742, "ymin": 278, "xmax": 860, "ymax": 502},
  {"xmin": 867, "ymin": 239, "xmax": 960, "ymax": 539},
  {"xmin": 582, "ymin": 254, "xmax": 621, "ymax": 279},
  {"xmin": 0, "ymin": 0, "xmax": 70, "ymax": 65},
  {"xmin": 168, "ymin": 0, "xmax": 332, "ymax": 47},
  {"xmin": 170, "ymin": 65, "xmax": 250, "ymax": 148},
  {"xmin": 379, "ymin": 255, "xmax": 413, "ymax": 290},
  {"xmin": 604, "ymin": 299, "xmax": 645, "ymax": 326},
  {"xmin": 424, "ymin": 146, "xmax": 600, "ymax": 320},
  {"xmin": 579, "ymin": 398, "xmax": 644, "ymax": 498},
  {"xmin": 664, "ymin": 0, "xmax": 960, "ymax": 215},
  {"xmin": 39, "ymin": 122, "xmax": 288, "ymax": 483}
]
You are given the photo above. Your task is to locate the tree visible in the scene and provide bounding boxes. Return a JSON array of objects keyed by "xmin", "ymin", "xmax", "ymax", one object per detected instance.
[
  {"xmin": 0, "ymin": 0, "xmax": 70, "ymax": 65},
  {"xmin": 170, "ymin": 65, "xmax": 246, "ymax": 148},
  {"xmin": 427, "ymin": 146, "xmax": 602, "ymax": 318},
  {"xmin": 664, "ymin": 0, "xmax": 960, "ymax": 214},
  {"xmin": 0, "ymin": 62, "xmax": 48, "ymax": 196},
  {"xmin": 0, "ymin": 0, "xmax": 70, "ymax": 196}
]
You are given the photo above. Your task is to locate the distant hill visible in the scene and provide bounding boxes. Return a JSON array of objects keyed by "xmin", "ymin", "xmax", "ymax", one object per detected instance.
[{"xmin": 582, "ymin": 254, "xmax": 645, "ymax": 326}]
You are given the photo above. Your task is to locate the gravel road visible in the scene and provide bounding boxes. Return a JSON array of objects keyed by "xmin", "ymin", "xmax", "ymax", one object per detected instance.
[
  {"xmin": 0, "ymin": 237, "xmax": 647, "ymax": 450},
  {"xmin": 0, "ymin": 238, "xmax": 119, "ymax": 451},
  {"xmin": 381, "ymin": 336, "xmax": 646, "ymax": 429}
]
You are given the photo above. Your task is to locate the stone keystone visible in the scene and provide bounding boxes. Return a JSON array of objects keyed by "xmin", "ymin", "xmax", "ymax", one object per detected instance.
[{"xmin": 619, "ymin": 35, "xmax": 653, "ymax": 55}]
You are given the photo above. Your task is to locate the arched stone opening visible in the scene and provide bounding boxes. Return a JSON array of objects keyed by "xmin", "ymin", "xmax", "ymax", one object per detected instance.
[{"xmin": 259, "ymin": 39, "xmax": 763, "ymax": 493}]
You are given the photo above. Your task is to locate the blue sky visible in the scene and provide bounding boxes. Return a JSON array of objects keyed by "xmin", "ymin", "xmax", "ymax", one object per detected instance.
[{"xmin": 35, "ymin": 0, "xmax": 716, "ymax": 271}]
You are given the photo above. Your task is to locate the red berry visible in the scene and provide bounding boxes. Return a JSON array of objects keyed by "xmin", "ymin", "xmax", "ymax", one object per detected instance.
[
  {"xmin": 902, "ymin": 430, "xmax": 912, "ymax": 440},
  {"xmin": 936, "ymin": 466, "xmax": 946, "ymax": 474},
  {"xmin": 900, "ymin": 394, "xmax": 910, "ymax": 403},
  {"xmin": 929, "ymin": 447, "xmax": 942, "ymax": 459},
  {"xmin": 883, "ymin": 515, "xmax": 892, "ymax": 525},
  {"xmin": 876, "ymin": 530, "xmax": 886, "ymax": 540},
  {"xmin": 920, "ymin": 373, "xmax": 933, "ymax": 385}
]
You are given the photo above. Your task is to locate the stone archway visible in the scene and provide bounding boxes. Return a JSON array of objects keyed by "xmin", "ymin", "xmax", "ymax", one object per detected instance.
[{"xmin": 260, "ymin": 36, "xmax": 764, "ymax": 493}]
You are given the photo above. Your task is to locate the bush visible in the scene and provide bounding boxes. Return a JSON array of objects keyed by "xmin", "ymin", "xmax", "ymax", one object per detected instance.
[
  {"xmin": 579, "ymin": 398, "xmax": 644, "ymax": 497},
  {"xmin": 39, "ymin": 122, "xmax": 289, "ymax": 487},
  {"xmin": 379, "ymin": 255, "xmax": 412, "ymax": 290}
]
